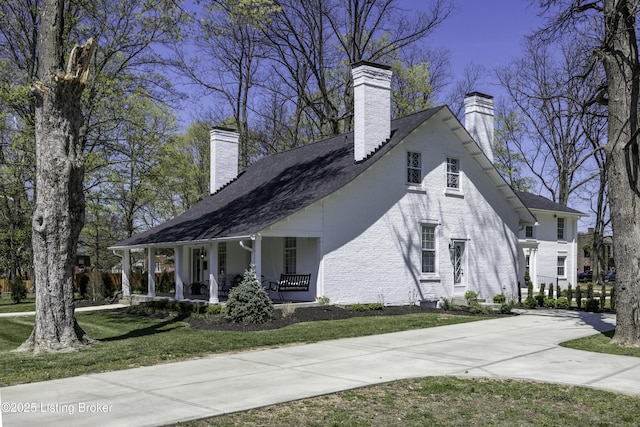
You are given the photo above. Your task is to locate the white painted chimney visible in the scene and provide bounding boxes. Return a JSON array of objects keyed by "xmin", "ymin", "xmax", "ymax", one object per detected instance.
[
  {"xmin": 210, "ymin": 127, "xmax": 239, "ymax": 194},
  {"xmin": 464, "ymin": 92, "xmax": 495, "ymax": 162},
  {"xmin": 351, "ymin": 61, "xmax": 392, "ymax": 162}
]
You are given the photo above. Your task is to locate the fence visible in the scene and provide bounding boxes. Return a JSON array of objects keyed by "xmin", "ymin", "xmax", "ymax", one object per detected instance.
[{"xmin": 1, "ymin": 272, "xmax": 172, "ymax": 294}]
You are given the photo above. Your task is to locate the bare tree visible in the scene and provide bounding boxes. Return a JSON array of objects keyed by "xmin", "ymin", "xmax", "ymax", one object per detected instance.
[{"xmin": 496, "ymin": 36, "xmax": 599, "ymax": 206}]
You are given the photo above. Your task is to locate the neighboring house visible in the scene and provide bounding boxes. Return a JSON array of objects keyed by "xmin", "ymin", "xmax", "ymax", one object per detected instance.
[
  {"xmin": 515, "ymin": 191, "xmax": 586, "ymax": 290},
  {"xmin": 110, "ymin": 62, "xmax": 537, "ymax": 305},
  {"xmin": 577, "ymin": 228, "xmax": 614, "ymax": 274}
]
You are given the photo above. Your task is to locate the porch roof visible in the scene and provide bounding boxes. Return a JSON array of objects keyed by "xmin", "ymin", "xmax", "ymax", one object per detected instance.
[
  {"xmin": 515, "ymin": 191, "xmax": 586, "ymax": 217},
  {"xmin": 111, "ymin": 107, "xmax": 444, "ymax": 249}
]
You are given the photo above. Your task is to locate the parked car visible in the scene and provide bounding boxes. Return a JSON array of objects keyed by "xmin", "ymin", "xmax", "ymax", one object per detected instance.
[
  {"xmin": 578, "ymin": 270, "xmax": 593, "ymax": 282},
  {"xmin": 604, "ymin": 270, "xmax": 616, "ymax": 282}
]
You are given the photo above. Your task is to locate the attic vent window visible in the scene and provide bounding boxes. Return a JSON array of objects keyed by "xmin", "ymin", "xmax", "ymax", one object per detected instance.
[
  {"xmin": 407, "ymin": 151, "xmax": 422, "ymax": 184},
  {"xmin": 446, "ymin": 158, "xmax": 459, "ymax": 189}
]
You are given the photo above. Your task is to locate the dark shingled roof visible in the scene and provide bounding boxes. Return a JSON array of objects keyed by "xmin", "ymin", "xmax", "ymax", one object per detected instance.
[
  {"xmin": 112, "ymin": 107, "xmax": 444, "ymax": 248},
  {"xmin": 515, "ymin": 191, "xmax": 584, "ymax": 215}
]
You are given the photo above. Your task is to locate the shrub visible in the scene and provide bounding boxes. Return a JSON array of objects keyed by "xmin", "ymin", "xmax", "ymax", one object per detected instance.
[
  {"xmin": 368, "ymin": 302, "xmax": 384, "ymax": 310},
  {"xmin": 576, "ymin": 285, "xmax": 582, "ymax": 309},
  {"xmin": 469, "ymin": 302, "xmax": 489, "ymax": 315},
  {"xmin": 316, "ymin": 296, "xmax": 330, "ymax": 306},
  {"xmin": 517, "ymin": 283, "xmax": 522, "ymax": 304},
  {"xmin": 493, "ymin": 293, "xmax": 506, "ymax": 304},
  {"xmin": 543, "ymin": 297, "xmax": 556, "ymax": 309},
  {"xmin": 587, "ymin": 283, "xmax": 594, "ymax": 299},
  {"xmin": 103, "ymin": 273, "xmax": 116, "ymax": 297},
  {"xmin": 539, "ymin": 283, "xmax": 546, "ymax": 297},
  {"xmin": 78, "ymin": 274, "xmax": 90, "ymax": 298},
  {"xmin": 557, "ymin": 284, "xmax": 561, "ymax": 299},
  {"xmin": 548, "ymin": 284, "xmax": 554, "ymax": 299},
  {"xmin": 225, "ymin": 265, "xmax": 274, "ymax": 324},
  {"xmin": 349, "ymin": 303, "xmax": 368, "ymax": 312},
  {"xmin": 600, "ymin": 284, "xmax": 606, "ymax": 311},
  {"xmin": 158, "ymin": 271, "xmax": 173, "ymax": 293},
  {"xmin": 205, "ymin": 304, "xmax": 223, "ymax": 316},
  {"xmin": 556, "ymin": 296, "xmax": 569, "ymax": 309},
  {"xmin": 610, "ymin": 285, "xmax": 616, "ymax": 312},
  {"xmin": 441, "ymin": 298, "xmax": 459, "ymax": 311},
  {"xmin": 524, "ymin": 296, "xmax": 538, "ymax": 309},
  {"xmin": 281, "ymin": 303, "xmax": 296, "ymax": 318},
  {"xmin": 527, "ymin": 280, "xmax": 533, "ymax": 300},
  {"xmin": 567, "ymin": 284, "xmax": 573, "ymax": 306},
  {"xmin": 10, "ymin": 277, "xmax": 28, "ymax": 304},
  {"xmin": 535, "ymin": 294, "xmax": 545, "ymax": 307},
  {"xmin": 584, "ymin": 298, "xmax": 600, "ymax": 313},
  {"xmin": 464, "ymin": 290, "xmax": 479, "ymax": 305},
  {"xmin": 500, "ymin": 301, "xmax": 514, "ymax": 314}
]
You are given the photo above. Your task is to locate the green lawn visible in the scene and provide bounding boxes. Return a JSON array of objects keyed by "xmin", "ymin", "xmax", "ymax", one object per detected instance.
[
  {"xmin": 175, "ymin": 377, "xmax": 640, "ymax": 426},
  {"xmin": 0, "ymin": 309, "xmax": 483, "ymax": 386},
  {"xmin": 0, "ymin": 293, "xmax": 35, "ymax": 313}
]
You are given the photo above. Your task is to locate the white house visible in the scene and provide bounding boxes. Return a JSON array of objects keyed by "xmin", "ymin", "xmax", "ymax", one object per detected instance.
[
  {"xmin": 516, "ymin": 191, "xmax": 586, "ymax": 290},
  {"xmin": 110, "ymin": 61, "xmax": 538, "ymax": 306}
]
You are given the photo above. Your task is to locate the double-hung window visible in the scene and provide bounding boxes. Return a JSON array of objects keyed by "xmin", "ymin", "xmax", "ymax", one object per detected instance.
[
  {"xmin": 284, "ymin": 237, "xmax": 297, "ymax": 274},
  {"xmin": 446, "ymin": 158, "xmax": 459, "ymax": 189},
  {"xmin": 407, "ymin": 151, "xmax": 422, "ymax": 184},
  {"xmin": 557, "ymin": 218, "xmax": 565, "ymax": 240},
  {"xmin": 557, "ymin": 256, "xmax": 566, "ymax": 277},
  {"xmin": 525, "ymin": 226, "xmax": 534, "ymax": 239},
  {"xmin": 421, "ymin": 225, "xmax": 436, "ymax": 274}
]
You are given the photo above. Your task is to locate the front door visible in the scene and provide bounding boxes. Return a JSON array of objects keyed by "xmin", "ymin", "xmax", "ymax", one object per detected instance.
[{"xmin": 453, "ymin": 241, "xmax": 466, "ymax": 295}]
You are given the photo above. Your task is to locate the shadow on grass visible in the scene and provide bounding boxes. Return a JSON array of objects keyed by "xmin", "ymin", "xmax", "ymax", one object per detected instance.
[{"xmin": 100, "ymin": 313, "xmax": 189, "ymax": 342}]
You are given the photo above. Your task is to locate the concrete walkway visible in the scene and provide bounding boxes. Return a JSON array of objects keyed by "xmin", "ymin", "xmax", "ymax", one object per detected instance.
[{"xmin": 1, "ymin": 309, "xmax": 637, "ymax": 427}]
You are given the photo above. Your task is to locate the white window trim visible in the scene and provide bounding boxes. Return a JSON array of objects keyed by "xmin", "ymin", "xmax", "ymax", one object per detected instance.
[
  {"xmin": 557, "ymin": 217, "xmax": 566, "ymax": 242},
  {"xmin": 557, "ymin": 255, "xmax": 567, "ymax": 278},
  {"xmin": 444, "ymin": 157, "xmax": 463, "ymax": 198},
  {"xmin": 406, "ymin": 150, "xmax": 423, "ymax": 190},
  {"xmin": 419, "ymin": 222, "xmax": 441, "ymax": 280},
  {"xmin": 284, "ymin": 237, "xmax": 297, "ymax": 275}
]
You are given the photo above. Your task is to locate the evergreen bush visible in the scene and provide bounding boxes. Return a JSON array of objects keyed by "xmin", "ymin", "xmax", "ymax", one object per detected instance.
[
  {"xmin": 584, "ymin": 298, "xmax": 600, "ymax": 313},
  {"xmin": 225, "ymin": 265, "xmax": 274, "ymax": 324},
  {"xmin": 543, "ymin": 297, "xmax": 556, "ymax": 308},
  {"xmin": 527, "ymin": 280, "xmax": 533, "ymax": 300},
  {"xmin": 10, "ymin": 277, "xmax": 27, "ymax": 304},
  {"xmin": 556, "ymin": 296, "xmax": 569, "ymax": 309},
  {"xmin": 567, "ymin": 284, "xmax": 573, "ymax": 306},
  {"xmin": 368, "ymin": 302, "xmax": 384, "ymax": 310},
  {"xmin": 576, "ymin": 285, "xmax": 582, "ymax": 309},
  {"xmin": 548, "ymin": 284, "xmax": 554, "ymax": 299},
  {"xmin": 587, "ymin": 283, "xmax": 594, "ymax": 299},
  {"xmin": 524, "ymin": 296, "xmax": 538, "ymax": 309},
  {"xmin": 349, "ymin": 303, "xmax": 368, "ymax": 312},
  {"xmin": 535, "ymin": 294, "xmax": 545, "ymax": 307},
  {"xmin": 493, "ymin": 293, "xmax": 506, "ymax": 304},
  {"xmin": 610, "ymin": 285, "xmax": 616, "ymax": 312},
  {"xmin": 556, "ymin": 284, "xmax": 561, "ymax": 299}
]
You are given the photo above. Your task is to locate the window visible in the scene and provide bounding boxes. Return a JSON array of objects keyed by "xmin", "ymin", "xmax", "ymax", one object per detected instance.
[
  {"xmin": 557, "ymin": 217, "xmax": 565, "ymax": 240},
  {"xmin": 525, "ymin": 226, "xmax": 534, "ymax": 239},
  {"xmin": 446, "ymin": 158, "xmax": 459, "ymax": 189},
  {"xmin": 421, "ymin": 226, "xmax": 436, "ymax": 273},
  {"xmin": 218, "ymin": 242, "xmax": 226, "ymax": 275},
  {"xmin": 407, "ymin": 152, "xmax": 421, "ymax": 184},
  {"xmin": 557, "ymin": 256, "xmax": 566, "ymax": 277},
  {"xmin": 284, "ymin": 237, "xmax": 297, "ymax": 274}
]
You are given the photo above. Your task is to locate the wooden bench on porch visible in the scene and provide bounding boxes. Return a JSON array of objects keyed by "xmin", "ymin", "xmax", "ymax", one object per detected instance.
[{"xmin": 265, "ymin": 274, "xmax": 311, "ymax": 300}]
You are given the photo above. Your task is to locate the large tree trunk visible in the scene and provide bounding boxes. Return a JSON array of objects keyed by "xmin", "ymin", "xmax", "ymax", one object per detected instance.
[
  {"xmin": 603, "ymin": 0, "xmax": 640, "ymax": 346},
  {"xmin": 17, "ymin": 0, "xmax": 94, "ymax": 353}
]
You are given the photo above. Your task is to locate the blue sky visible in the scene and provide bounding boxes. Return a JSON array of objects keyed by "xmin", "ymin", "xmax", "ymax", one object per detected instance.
[{"xmin": 414, "ymin": 0, "xmax": 544, "ymax": 98}]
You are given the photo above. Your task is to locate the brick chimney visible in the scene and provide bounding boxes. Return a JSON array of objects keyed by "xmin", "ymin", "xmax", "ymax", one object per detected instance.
[
  {"xmin": 351, "ymin": 61, "xmax": 392, "ymax": 162},
  {"xmin": 210, "ymin": 127, "xmax": 239, "ymax": 194},
  {"xmin": 464, "ymin": 92, "xmax": 494, "ymax": 162}
]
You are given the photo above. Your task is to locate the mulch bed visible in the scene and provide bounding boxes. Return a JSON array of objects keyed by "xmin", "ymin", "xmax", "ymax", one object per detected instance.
[{"xmin": 184, "ymin": 305, "xmax": 475, "ymax": 332}]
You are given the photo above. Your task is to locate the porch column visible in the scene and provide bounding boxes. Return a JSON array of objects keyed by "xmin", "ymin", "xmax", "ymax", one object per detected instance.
[
  {"xmin": 121, "ymin": 249, "xmax": 131, "ymax": 297},
  {"xmin": 174, "ymin": 246, "xmax": 185, "ymax": 300},
  {"xmin": 147, "ymin": 247, "xmax": 156, "ymax": 297},
  {"xmin": 253, "ymin": 234, "xmax": 262, "ymax": 284},
  {"xmin": 208, "ymin": 243, "xmax": 219, "ymax": 303}
]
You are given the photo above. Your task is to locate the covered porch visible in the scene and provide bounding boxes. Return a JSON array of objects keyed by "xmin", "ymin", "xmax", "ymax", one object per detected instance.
[{"xmin": 118, "ymin": 234, "xmax": 321, "ymax": 304}]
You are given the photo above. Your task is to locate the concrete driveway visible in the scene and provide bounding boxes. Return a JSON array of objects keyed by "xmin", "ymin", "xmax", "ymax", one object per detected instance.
[{"xmin": 1, "ymin": 309, "xmax": 636, "ymax": 427}]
